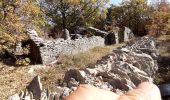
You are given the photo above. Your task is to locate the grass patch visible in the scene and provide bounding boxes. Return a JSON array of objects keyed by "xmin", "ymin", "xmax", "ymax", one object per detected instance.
[
  {"xmin": 57, "ymin": 44, "xmax": 125, "ymax": 69},
  {"xmin": 157, "ymin": 35, "xmax": 170, "ymax": 42},
  {"xmin": 0, "ymin": 63, "xmax": 34, "ymax": 99}
]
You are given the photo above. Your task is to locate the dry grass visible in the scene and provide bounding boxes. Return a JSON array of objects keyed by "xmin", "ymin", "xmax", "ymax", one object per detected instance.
[
  {"xmin": 0, "ymin": 63, "xmax": 35, "ymax": 99},
  {"xmin": 156, "ymin": 35, "xmax": 170, "ymax": 56},
  {"xmin": 157, "ymin": 35, "xmax": 170, "ymax": 41},
  {"xmin": 58, "ymin": 44, "xmax": 125, "ymax": 68},
  {"xmin": 0, "ymin": 43, "xmax": 125, "ymax": 99},
  {"xmin": 158, "ymin": 48, "xmax": 170, "ymax": 57}
]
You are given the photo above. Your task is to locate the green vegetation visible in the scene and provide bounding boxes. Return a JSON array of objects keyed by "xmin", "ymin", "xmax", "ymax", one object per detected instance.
[{"xmin": 42, "ymin": 0, "xmax": 109, "ymax": 37}]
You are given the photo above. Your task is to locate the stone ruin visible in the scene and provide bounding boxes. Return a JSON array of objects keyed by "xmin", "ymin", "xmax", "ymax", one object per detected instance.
[
  {"xmin": 88, "ymin": 27, "xmax": 134, "ymax": 45},
  {"xmin": 26, "ymin": 29, "xmax": 105, "ymax": 64},
  {"xmin": 8, "ymin": 36, "xmax": 159, "ymax": 100},
  {"xmin": 25, "ymin": 27, "xmax": 134, "ymax": 65}
]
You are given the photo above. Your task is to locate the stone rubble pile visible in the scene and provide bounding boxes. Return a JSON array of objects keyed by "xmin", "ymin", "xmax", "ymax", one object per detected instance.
[{"xmin": 8, "ymin": 36, "xmax": 159, "ymax": 100}]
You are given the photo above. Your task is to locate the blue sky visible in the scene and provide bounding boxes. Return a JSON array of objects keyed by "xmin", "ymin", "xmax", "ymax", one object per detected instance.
[{"xmin": 110, "ymin": 0, "xmax": 122, "ymax": 5}]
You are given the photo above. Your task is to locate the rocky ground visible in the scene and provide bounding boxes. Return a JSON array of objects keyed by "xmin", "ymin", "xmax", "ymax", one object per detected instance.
[
  {"xmin": 7, "ymin": 36, "xmax": 160, "ymax": 100},
  {"xmin": 1, "ymin": 34, "xmax": 170, "ymax": 100},
  {"xmin": 0, "ymin": 44, "xmax": 125, "ymax": 100}
]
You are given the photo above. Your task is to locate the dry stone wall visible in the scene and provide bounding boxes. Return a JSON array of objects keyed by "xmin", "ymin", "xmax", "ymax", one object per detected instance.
[
  {"xmin": 27, "ymin": 29, "xmax": 105, "ymax": 64},
  {"xmin": 26, "ymin": 27, "xmax": 134, "ymax": 64},
  {"xmin": 8, "ymin": 36, "xmax": 159, "ymax": 100}
]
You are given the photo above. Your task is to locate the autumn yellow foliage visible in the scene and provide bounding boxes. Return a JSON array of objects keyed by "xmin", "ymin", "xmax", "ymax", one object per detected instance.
[{"xmin": 0, "ymin": 0, "xmax": 45, "ymax": 51}]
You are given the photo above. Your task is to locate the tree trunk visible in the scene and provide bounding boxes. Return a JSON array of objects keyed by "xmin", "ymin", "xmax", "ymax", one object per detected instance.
[
  {"xmin": 60, "ymin": 0, "xmax": 67, "ymax": 35},
  {"xmin": 62, "ymin": 11, "xmax": 66, "ymax": 34}
]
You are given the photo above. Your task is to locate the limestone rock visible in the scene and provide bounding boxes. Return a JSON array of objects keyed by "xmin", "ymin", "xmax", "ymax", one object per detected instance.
[
  {"xmin": 61, "ymin": 36, "xmax": 158, "ymax": 92},
  {"xmin": 105, "ymin": 32, "xmax": 116, "ymax": 45},
  {"xmin": 64, "ymin": 69, "xmax": 85, "ymax": 86},
  {"xmin": 8, "ymin": 94, "xmax": 20, "ymax": 100},
  {"xmin": 62, "ymin": 29, "xmax": 71, "ymax": 40},
  {"xmin": 27, "ymin": 75, "xmax": 42, "ymax": 100},
  {"xmin": 124, "ymin": 27, "xmax": 134, "ymax": 42}
]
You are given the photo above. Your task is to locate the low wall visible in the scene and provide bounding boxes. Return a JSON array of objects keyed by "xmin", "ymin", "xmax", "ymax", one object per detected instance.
[
  {"xmin": 26, "ymin": 27, "xmax": 134, "ymax": 64},
  {"xmin": 27, "ymin": 29, "xmax": 105, "ymax": 64}
]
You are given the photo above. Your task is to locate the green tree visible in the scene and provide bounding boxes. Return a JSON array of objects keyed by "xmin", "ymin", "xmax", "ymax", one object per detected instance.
[
  {"xmin": 42, "ymin": 0, "xmax": 109, "ymax": 37},
  {"xmin": 109, "ymin": 0, "xmax": 148, "ymax": 36}
]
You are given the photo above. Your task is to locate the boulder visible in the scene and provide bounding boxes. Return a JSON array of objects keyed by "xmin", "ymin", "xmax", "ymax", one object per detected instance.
[
  {"xmin": 8, "ymin": 94, "xmax": 20, "ymax": 100},
  {"xmin": 105, "ymin": 32, "xmax": 116, "ymax": 45},
  {"xmin": 64, "ymin": 69, "xmax": 86, "ymax": 86},
  {"xmin": 124, "ymin": 27, "xmax": 134, "ymax": 42},
  {"xmin": 27, "ymin": 76, "xmax": 42, "ymax": 100},
  {"xmin": 119, "ymin": 27, "xmax": 134, "ymax": 43},
  {"xmin": 62, "ymin": 29, "xmax": 71, "ymax": 40}
]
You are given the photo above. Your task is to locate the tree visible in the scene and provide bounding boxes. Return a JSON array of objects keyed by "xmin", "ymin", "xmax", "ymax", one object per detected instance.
[
  {"xmin": 146, "ymin": 1, "xmax": 170, "ymax": 36},
  {"xmin": 0, "ymin": 0, "xmax": 45, "ymax": 51},
  {"xmin": 109, "ymin": 0, "xmax": 148, "ymax": 36},
  {"xmin": 42, "ymin": 0, "xmax": 109, "ymax": 37}
]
